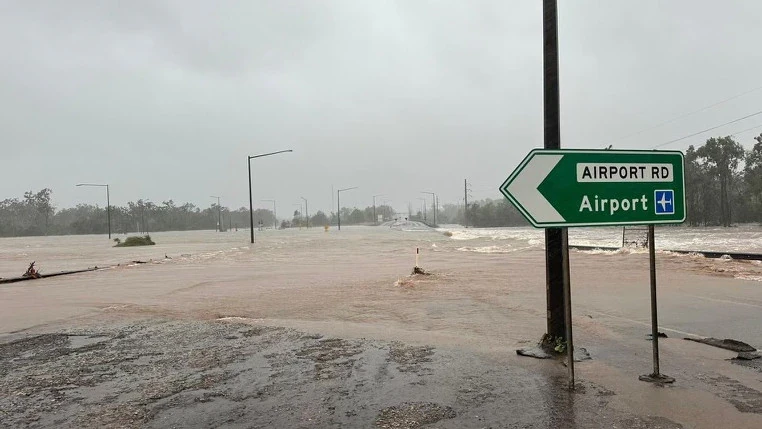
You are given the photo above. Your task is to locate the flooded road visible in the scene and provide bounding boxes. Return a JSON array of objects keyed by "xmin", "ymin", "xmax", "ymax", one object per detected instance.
[{"xmin": 1, "ymin": 226, "xmax": 762, "ymax": 428}]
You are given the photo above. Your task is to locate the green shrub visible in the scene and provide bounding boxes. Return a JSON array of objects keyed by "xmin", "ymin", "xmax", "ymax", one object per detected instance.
[{"xmin": 114, "ymin": 235, "xmax": 155, "ymax": 247}]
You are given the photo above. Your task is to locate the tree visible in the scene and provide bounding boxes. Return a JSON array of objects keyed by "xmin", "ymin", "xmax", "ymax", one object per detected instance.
[
  {"xmin": 310, "ymin": 210, "xmax": 329, "ymax": 226},
  {"xmin": 18, "ymin": 188, "xmax": 55, "ymax": 235},
  {"xmin": 292, "ymin": 210, "xmax": 302, "ymax": 227},
  {"xmin": 695, "ymin": 136, "xmax": 745, "ymax": 226},
  {"xmin": 349, "ymin": 208, "xmax": 365, "ymax": 224},
  {"xmin": 685, "ymin": 145, "xmax": 715, "ymax": 226},
  {"xmin": 745, "ymin": 134, "xmax": 762, "ymax": 216}
]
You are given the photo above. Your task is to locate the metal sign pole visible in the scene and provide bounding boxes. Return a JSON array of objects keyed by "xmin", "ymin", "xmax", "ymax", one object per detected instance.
[
  {"xmin": 649, "ymin": 225, "xmax": 660, "ymax": 374},
  {"xmin": 561, "ymin": 228, "xmax": 574, "ymax": 389},
  {"xmin": 543, "ymin": 0, "xmax": 567, "ymax": 344},
  {"xmin": 640, "ymin": 225, "xmax": 675, "ymax": 384}
]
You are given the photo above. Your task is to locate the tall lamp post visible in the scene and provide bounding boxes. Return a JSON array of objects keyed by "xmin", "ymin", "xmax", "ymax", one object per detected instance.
[
  {"xmin": 421, "ymin": 191, "xmax": 437, "ymax": 226},
  {"xmin": 372, "ymin": 193, "xmax": 385, "ymax": 225},
  {"xmin": 261, "ymin": 199, "xmax": 276, "ymax": 229},
  {"xmin": 337, "ymin": 186, "xmax": 358, "ymax": 230},
  {"xmin": 301, "ymin": 197, "xmax": 309, "ymax": 228},
  {"xmin": 76, "ymin": 183, "xmax": 111, "ymax": 239},
  {"xmin": 248, "ymin": 150, "xmax": 293, "ymax": 244},
  {"xmin": 210, "ymin": 195, "xmax": 221, "ymax": 232}
]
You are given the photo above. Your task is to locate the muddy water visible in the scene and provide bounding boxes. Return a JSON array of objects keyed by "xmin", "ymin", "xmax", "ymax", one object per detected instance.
[
  {"xmin": 2, "ymin": 226, "xmax": 762, "ymax": 428},
  {"xmin": 2, "ymin": 225, "xmax": 761, "ymax": 336}
]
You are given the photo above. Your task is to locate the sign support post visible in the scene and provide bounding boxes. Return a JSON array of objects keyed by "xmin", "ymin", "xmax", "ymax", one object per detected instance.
[
  {"xmin": 543, "ymin": 0, "xmax": 567, "ymax": 345},
  {"xmin": 561, "ymin": 228, "xmax": 574, "ymax": 389},
  {"xmin": 639, "ymin": 225, "xmax": 675, "ymax": 384}
]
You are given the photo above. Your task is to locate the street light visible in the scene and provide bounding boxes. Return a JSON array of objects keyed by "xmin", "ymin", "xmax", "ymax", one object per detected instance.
[
  {"xmin": 337, "ymin": 186, "xmax": 358, "ymax": 230},
  {"xmin": 301, "ymin": 197, "xmax": 308, "ymax": 228},
  {"xmin": 76, "ymin": 183, "xmax": 111, "ymax": 239},
  {"xmin": 421, "ymin": 191, "xmax": 437, "ymax": 226},
  {"xmin": 248, "ymin": 150, "xmax": 293, "ymax": 243},
  {"xmin": 210, "ymin": 195, "xmax": 221, "ymax": 232},
  {"xmin": 372, "ymin": 193, "xmax": 385, "ymax": 225},
  {"xmin": 261, "ymin": 199, "xmax": 276, "ymax": 229}
]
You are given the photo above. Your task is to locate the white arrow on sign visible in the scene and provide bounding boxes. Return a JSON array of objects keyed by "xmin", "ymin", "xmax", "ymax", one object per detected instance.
[{"xmin": 505, "ymin": 154, "xmax": 564, "ymax": 223}]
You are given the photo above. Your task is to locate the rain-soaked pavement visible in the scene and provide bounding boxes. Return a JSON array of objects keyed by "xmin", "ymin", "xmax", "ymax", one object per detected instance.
[{"xmin": 1, "ymin": 319, "xmax": 686, "ymax": 428}]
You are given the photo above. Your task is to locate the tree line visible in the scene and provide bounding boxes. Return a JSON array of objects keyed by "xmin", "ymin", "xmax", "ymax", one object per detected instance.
[
  {"xmin": 285, "ymin": 205, "xmax": 396, "ymax": 228},
  {"xmin": 685, "ymin": 133, "xmax": 762, "ymax": 226},
  {"xmin": 3, "ymin": 134, "xmax": 759, "ymax": 237},
  {"xmin": 0, "ymin": 192, "xmax": 402, "ymax": 236},
  {"xmin": 0, "ymin": 195, "xmax": 277, "ymax": 237}
]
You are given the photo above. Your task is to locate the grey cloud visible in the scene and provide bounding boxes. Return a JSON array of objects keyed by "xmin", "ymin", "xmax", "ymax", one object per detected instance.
[{"xmin": 1, "ymin": 1, "xmax": 760, "ymax": 214}]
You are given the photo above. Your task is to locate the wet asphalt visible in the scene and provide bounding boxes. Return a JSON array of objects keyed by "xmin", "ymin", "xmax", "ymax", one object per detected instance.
[{"xmin": 0, "ymin": 319, "xmax": 687, "ymax": 429}]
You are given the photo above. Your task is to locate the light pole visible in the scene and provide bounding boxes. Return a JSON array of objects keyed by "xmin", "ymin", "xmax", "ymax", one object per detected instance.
[
  {"xmin": 76, "ymin": 183, "xmax": 111, "ymax": 239},
  {"xmin": 372, "ymin": 194, "xmax": 385, "ymax": 225},
  {"xmin": 421, "ymin": 191, "xmax": 437, "ymax": 226},
  {"xmin": 261, "ymin": 199, "xmax": 276, "ymax": 229},
  {"xmin": 301, "ymin": 197, "xmax": 308, "ymax": 228},
  {"xmin": 248, "ymin": 150, "xmax": 293, "ymax": 243},
  {"xmin": 210, "ymin": 195, "xmax": 221, "ymax": 232},
  {"xmin": 418, "ymin": 197, "xmax": 427, "ymax": 223},
  {"xmin": 337, "ymin": 186, "xmax": 358, "ymax": 230}
]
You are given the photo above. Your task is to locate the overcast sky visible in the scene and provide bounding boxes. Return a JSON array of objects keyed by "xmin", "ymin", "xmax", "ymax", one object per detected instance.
[{"xmin": 1, "ymin": 1, "xmax": 761, "ymax": 215}]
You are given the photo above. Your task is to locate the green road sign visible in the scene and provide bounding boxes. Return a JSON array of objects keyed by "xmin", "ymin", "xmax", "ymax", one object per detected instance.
[{"xmin": 499, "ymin": 149, "xmax": 685, "ymax": 228}]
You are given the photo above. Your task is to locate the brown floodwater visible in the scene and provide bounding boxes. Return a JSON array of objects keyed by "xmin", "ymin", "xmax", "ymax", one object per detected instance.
[{"xmin": 2, "ymin": 225, "xmax": 762, "ymax": 428}]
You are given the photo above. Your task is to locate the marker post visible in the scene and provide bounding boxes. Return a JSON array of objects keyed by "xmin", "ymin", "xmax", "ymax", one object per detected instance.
[{"xmin": 639, "ymin": 225, "xmax": 675, "ymax": 384}]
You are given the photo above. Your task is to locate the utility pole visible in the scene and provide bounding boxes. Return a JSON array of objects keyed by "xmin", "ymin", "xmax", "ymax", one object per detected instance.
[
  {"xmin": 301, "ymin": 197, "xmax": 308, "ymax": 228},
  {"xmin": 464, "ymin": 179, "xmax": 468, "ymax": 228},
  {"xmin": 543, "ymin": 0, "xmax": 566, "ymax": 341},
  {"xmin": 421, "ymin": 192, "xmax": 437, "ymax": 226},
  {"xmin": 210, "ymin": 196, "xmax": 221, "ymax": 232},
  {"xmin": 373, "ymin": 194, "xmax": 384, "ymax": 225}
]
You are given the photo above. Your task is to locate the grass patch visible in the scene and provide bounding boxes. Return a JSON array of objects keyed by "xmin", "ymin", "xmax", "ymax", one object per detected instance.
[{"xmin": 114, "ymin": 235, "xmax": 155, "ymax": 247}]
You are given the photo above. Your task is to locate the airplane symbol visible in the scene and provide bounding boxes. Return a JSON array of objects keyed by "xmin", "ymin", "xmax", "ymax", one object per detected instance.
[
  {"xmin": 655, "ymin": 190, "xmax": 674, "ymax": 215},
  {"xmin": 658, "ymin": 193, "xmax": 671, "ymax": 211}
]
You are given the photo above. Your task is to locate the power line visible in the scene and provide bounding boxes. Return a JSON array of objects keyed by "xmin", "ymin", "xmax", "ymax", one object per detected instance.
[
  {"xmin": 652, "ymin": 109, "xmax": 762, "ymax": 149},
  {"xmin": 605, "ymin": 84, "xmax": 762, "ymax": 146},
  {"xmin": 729, "ymin": 123, "xmax": 762, "ymax": 137}
]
